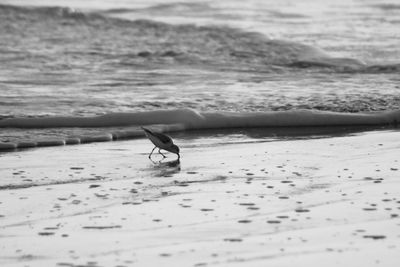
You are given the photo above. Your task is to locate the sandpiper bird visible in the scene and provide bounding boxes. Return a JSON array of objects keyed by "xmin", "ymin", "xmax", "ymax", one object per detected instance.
[{"xmin": 141, "ymin": 127, "xmax": 180, "ymax": 159}]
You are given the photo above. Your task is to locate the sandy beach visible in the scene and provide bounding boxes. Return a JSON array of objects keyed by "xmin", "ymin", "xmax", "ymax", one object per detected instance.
[{"xmin": 0, "ymin": 129, "xmax": 399, "ymax": 267}]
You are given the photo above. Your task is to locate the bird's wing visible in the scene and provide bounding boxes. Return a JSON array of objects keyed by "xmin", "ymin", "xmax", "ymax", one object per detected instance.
[
  {"xmin": 142, "ymin": 127, "xmax": 173, "ymax": 144},
  {"xmin": 152, "ymin": 131, "xmax": 173, "ymax": 144}
]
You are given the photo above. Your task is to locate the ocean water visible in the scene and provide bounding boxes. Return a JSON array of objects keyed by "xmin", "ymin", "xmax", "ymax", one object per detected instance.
[{"xmin": 0, "ymin": 0, "xmax": 399, "ymax": 145}]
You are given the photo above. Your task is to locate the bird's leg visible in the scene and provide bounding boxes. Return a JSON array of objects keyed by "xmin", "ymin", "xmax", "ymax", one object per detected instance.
[
  {"xmin": 149, "ymin": 147, "xmax": 156, "ymax": 158},
  {"xmin": 158, "ymin": 149, "xmax": 167, "ymax": 158}
]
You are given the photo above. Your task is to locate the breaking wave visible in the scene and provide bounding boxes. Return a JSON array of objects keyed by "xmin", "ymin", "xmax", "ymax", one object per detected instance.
[{"xmin": 1, "ymin": 4, "xmax": 399, "ymax": 73}]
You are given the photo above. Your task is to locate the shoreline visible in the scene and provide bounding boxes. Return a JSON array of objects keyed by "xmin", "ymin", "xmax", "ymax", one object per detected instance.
[
  {"xmin": 0, "ymin": 129, "xmax": 399, "ymax": 266},
  {"xmin": 0, "ymin": 110, "xmax": 398, "ymax": 151}
]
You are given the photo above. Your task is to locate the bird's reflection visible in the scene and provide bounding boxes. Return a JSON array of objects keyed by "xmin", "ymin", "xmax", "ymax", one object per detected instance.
[{"xmin": 149, "ymin": 158, "xmax": 181, "ymax": 177}]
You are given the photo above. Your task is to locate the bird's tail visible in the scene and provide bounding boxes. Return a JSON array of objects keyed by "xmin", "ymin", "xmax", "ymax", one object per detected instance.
[{"xmin": 141, "ymin": 126, "xmax": 152, "ymax": 134}]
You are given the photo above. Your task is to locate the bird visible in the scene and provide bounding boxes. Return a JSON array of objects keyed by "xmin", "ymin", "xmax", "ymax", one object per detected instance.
[{"xmin": 141, "ymin": 127, "xmax": 180, "ymax": 159}]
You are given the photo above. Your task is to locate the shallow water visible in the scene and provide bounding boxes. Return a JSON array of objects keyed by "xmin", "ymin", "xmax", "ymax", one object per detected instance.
[{"xmin": 0, "ymin": 0, "xmax": 399, "ymax": 143}]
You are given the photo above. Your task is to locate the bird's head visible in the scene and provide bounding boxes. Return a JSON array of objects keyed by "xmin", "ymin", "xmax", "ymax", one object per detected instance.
[{"xmin": 171, "ymin": 144, "xmax": 180, "ymax": 156}]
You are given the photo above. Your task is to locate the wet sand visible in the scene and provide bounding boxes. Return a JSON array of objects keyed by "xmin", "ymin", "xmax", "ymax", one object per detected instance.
[{"xmin": 0, "ymin": 129, "xmax": 399, "ymax": 267}]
